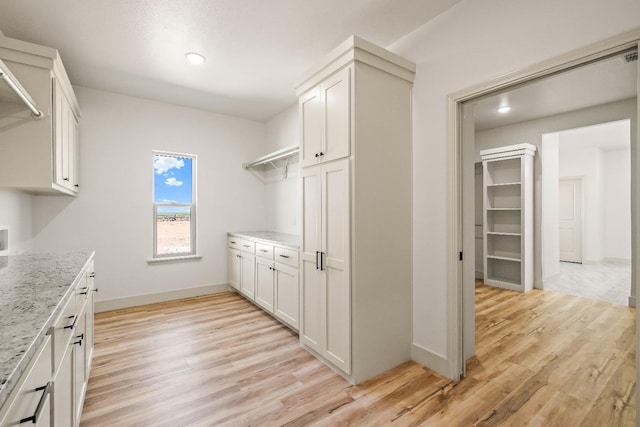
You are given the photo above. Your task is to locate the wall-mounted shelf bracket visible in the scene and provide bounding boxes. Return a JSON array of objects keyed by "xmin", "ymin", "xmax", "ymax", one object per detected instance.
[
  {"xmin": 0, "ymin": 58, "xmax": 43, "ymax": 119},
  {"xmin": 243, "ymin": 145, "xmax": 299, "ymax": 180}
]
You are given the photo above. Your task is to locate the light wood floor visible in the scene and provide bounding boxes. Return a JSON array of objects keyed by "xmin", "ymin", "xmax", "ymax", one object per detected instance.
[{"xmin": 80, "ymin": 283, "xmax": 636, "ymax": 426}]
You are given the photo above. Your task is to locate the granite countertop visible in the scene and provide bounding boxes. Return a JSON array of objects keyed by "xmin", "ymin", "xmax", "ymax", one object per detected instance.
[
  {"xmin": 228, "ymin": 231, "xmax": 299, "ymax": 249},
  {"xmin": 0, "ymin": 250, "xmax": 94, "ymax": 409}
]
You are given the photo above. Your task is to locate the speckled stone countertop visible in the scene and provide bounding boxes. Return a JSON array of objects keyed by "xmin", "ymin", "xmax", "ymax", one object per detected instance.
[
  {"xmin": 228, "ymin": 231, "xmax": 299, "ymax": 248},
  {"xmin": 0, "ymin": 251, "xmax": 94, "ymax": 409}
]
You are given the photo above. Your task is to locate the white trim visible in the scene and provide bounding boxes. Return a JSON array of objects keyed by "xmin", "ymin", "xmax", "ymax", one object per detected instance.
[
  {"xmin": 447, "ymin": 28, "xmax": 640, "ymax": 383},
  {"xmin": 95, "ymin": 283, "xmax": 231, "ymax": 312},
  {"xmin": 629, "ymin": 296, "xmax": 636, "ymax": 308},
  {"xmin": 146, "ymin": 254, "xmax": 202, "ymax": 264},
  {"xmin": 411, "ymin": 344, "xmax": 451, "ymax": 379}
]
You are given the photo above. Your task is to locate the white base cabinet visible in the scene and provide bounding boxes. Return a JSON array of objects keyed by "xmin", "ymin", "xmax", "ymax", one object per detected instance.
[
  {"xmin": 0, "ymin": 255, "xmax": 95, "ymax": 427},
  {"xmin": 227, "ymin": 233, "xmax": 299, "ymax": 331},
  {"xmin": 295, "ymin": 36, "xmax": 414, "ymax": 384}
]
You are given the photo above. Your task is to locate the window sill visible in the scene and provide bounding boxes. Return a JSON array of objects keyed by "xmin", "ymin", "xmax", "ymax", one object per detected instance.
[{"xmin": 147, "ymin": 254, "xmax": 202, "ymax": 264}]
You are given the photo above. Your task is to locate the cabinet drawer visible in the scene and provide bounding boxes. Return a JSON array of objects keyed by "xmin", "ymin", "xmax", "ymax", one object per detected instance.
[
  {"xmin": 275, "ymin": 247, "xmax": 298, "ymax": 267},
  {"xmin": 0, "ymin": 336, "xmax": 52, "ymax": 426},
  {"xmin": 52, "ymin": 295, "xmax": 76, "ymax": 373},
  {"xmin": 227, "ymin": 236, "xmax": 241, "ymax": 250},
  {"xmin": 238, "ymin": 240, "xmax": 255, "ymax": 254},
  {"xmin": 255, "ymin": 243, "xmax": 274, "ymax": 260},
  {"xmin": 228, "ymin": 237, "xmax": 255, "ymax": 253}
]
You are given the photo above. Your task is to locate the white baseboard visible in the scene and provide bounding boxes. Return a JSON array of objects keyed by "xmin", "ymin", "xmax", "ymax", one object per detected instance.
[
  {"xmin": 629, "ymin": 296, "xmax": 636, "ymax": 308},
  {"xmin": 605, "ymin": 257, "xmax": 632, "ymax": 265},
  {"xmin": 411, "ymin": 343, "xmax": 452, "ymax": 379},
  {"xmin": 95, "ymin": 283, "xmax": 232, "ymax": 312}
]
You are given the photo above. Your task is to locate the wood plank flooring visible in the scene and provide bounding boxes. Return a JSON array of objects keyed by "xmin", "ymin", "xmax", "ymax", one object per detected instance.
[{"xmin": 80, "ymin": 282, "xmax": 636, "ymax": 426}]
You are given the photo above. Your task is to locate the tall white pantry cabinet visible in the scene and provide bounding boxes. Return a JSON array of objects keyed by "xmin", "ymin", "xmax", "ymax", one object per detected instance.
[{"xmin": 295, "ymin": 36, "xmax": 415, "ymax": 384}]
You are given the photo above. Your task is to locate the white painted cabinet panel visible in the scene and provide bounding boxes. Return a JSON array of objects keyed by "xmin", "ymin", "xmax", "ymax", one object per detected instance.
[
  {"xmin": 299, "ymin": 67, "xmax": 350, "ymax": 168},
  {"xmin": 274, "ymin": 263, "xmax": 299, "ymax": 329},
  {"xmin": 227, "ymin": 248, "xmax": 241, "ymax": 291},
  {"xmin": 240, "ymin": 253, "xmax": 255, "ymax": 300},
  {"xmin": 255, "ymin": 257, "xmax": 275, "ymax": 313}
]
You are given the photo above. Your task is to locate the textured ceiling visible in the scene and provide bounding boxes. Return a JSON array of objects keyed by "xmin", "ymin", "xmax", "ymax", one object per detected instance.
[{"xmin": 0, "ymin": 0, "xmax": 463, "ymax": 121}]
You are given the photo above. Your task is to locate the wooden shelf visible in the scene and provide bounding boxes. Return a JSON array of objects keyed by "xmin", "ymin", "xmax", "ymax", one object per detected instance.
[
  {"xmin": 486, "ymin": 231, "xmax": 521, "ymax": 237},
  {"xmin": 486, "ymin": 208, "xmax": 521, "ymax": 211}
]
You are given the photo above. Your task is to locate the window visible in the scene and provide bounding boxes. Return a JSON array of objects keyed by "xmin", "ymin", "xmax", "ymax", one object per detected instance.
[{"xmin": 152, "ymin": 151, "xmax": 197, "ymax": 258}]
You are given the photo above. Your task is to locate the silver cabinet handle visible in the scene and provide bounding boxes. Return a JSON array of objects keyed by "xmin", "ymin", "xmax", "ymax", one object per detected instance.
[{"xmin": 279, "ymin": 254, "xmax": 290, "ymax": 259}]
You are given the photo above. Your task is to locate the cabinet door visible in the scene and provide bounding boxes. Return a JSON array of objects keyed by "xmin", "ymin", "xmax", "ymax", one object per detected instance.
[
  {"xmin": 53, "ymin": 342, "xmax": 74, "ymax": 427},
  {"xmin": 274, "ymin": 263, "xmax": 299, "ymax": 330},
  {"xmin": 322, "ymin": 158, "xmax": 351, "ymax": 374},
  {"xmin": 240, "ymin": 253, "xmax": 256, "ymax": 300},
  {"xmin": 255, "ymin": 257, "xmax": 275, "ymax": 313},
  {"xmin": 299, "ymin": 87, "xmax": 323, "ymax": 168},
  {"xmin": 228, "ymin": 248, "xmax": 241, "ymax": 290},
  {"xmin": 300, "ymin": 165, "xmax": 324, "ymax": 352},
  {"xmin": 85, "ymin": 265, "xmax": 96, "ymax": 371},
  {"xmin": 321, "ymin": 67, "xmax": 351, "ymax": 164},
  {"xmin": 68, "ymin": 111, "xmax": 79, "ymax": 191},
  {"xmin": 53, "ymin": 79, "xmax": 75, "ymax": 193},
  {"xmin": 73, "ymin": 310, "xmax": 87, "ymax": 423}
]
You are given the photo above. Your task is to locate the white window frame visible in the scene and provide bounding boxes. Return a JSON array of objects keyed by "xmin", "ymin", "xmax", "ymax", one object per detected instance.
[{"xmin": 151, "ymin": 150, "xmax": 198, "ymax": 260}]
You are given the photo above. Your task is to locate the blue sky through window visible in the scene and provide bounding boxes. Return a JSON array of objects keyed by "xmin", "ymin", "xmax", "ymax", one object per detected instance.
[{"xmin": 153, "ymin": 154, "xmax": 193, "ymax": 204}]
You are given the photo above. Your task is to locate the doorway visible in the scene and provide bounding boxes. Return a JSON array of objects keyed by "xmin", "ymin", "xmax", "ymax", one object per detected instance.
[{"xmin": 447, "ymin": 31, "xmax": 640, "ymax": 382}]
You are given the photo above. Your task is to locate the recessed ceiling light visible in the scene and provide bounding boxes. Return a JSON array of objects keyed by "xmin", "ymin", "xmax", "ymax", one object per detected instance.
[
  {"xmin": 185, "ymin": 52, "xmax": 206, "ymax": 65},
  {"xmin": 498, "ymin": 106, "xmax": 511, "ymax": 114}
]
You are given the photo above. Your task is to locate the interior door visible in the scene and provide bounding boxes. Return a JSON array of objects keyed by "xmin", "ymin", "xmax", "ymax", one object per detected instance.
[
  {"xmin": 322, "ymin": 158, "xmax": 351, "ymax": 374},
  {"xmin": 559, "ymin": 178, "xmax": 582, "ymax": 263}
]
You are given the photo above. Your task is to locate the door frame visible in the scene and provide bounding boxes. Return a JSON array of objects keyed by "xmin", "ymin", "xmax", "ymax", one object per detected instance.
[
  {"xmin": 558, "ymin": 176, "xmax": 584, "ymax": 264},
  {"xmin": 446, "ymin": 28, "xmax": 640, "ymax": 381}
]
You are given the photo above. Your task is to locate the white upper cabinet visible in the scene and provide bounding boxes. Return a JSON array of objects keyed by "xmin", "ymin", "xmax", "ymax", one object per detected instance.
[
  {"xmin": 299, "ymin": 67, "xmax": 351, "ymax": 167},
  {"xmin": 0, "ymin": 35, "xmax": 81, "ymax": 196}
]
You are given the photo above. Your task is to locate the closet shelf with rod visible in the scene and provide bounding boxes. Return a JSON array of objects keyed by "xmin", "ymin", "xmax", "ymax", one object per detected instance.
[
  {"xmin": 0, "ymin": 58, "xmax": 43, "ymax": 119},
  {"xmin": 243, "ymin": 145, "xmax": 299, "ymax": 180}
]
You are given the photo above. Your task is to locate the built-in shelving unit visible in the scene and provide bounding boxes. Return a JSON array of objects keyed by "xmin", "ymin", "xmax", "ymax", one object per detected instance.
[{"xmin": 481, "ymin": 143, "xmax": 536, "ymax": 292}]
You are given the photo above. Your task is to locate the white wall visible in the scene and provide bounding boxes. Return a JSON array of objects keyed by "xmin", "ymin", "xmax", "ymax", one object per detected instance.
[
  {"xmin": 604, "ymin": 148, "xmax": 632, "ymax": 260},
  {"xmin": 559, "ymin": 146, "xmax": 605, "ymax": 262},
  {"xmin": 264, "ymin": 105, "xmax": 300, "ymax": 235},
  {"xmin": 0, "ymin": 189, "xmax": 33, "ymax": 254},
  {"xmin": 541, "ymin": 133, "xmax": 560, "ymax": 279},
  {"xmin": 388, "ymin": 0, "xmax": 640, "ymax": 364},
  {"xmin": 31, "ymin": 86, "xmax": 267, "ymax": 303}
]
